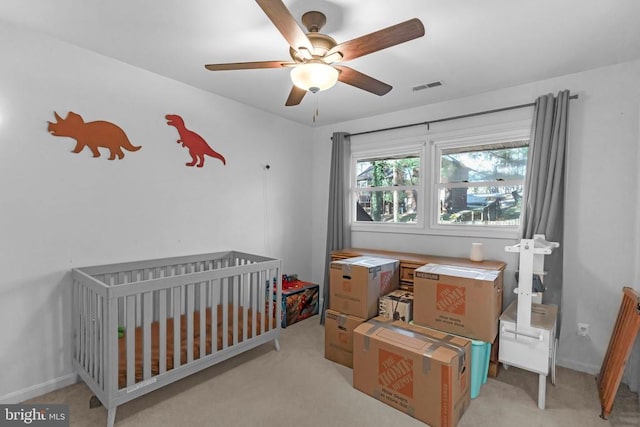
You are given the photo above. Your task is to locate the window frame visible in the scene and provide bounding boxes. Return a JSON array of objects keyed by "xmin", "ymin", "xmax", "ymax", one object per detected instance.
[
  {"xmin": 428, "ymin": 121, "xmax": 531, "ymax": 238},
  {"xmin": 350, "ymin": 142, "xmax": 426, "ymax": 232},
  {"xmin": 347, "ymin": 120, "xmax": 531, "ymax": 239}
]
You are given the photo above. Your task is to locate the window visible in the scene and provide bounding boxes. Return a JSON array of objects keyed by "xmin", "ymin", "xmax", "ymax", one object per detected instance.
[
  {"xmin": 352, "ymin": 149, "xmax": 422, "ymax": 225},
  {"xmin": 431, "ymin": 124, "xmax": 531, "ymax": 231},
  {"xmin": 436, "ymin": 141, "xmax": 528, "ymax": 226},
  {"xmin": 350, "ymin": 121, "xmax": 530, "ymax": 236}
]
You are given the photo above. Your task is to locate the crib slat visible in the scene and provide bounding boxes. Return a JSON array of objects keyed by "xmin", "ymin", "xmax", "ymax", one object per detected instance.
[
  {"xmin": 158, "ymin": 289, "xmax": 167, "ymax": 374},
  {"xmin": 186, "ymin": 284, "xmax": 194, "ymax": 363},
  {"xmin": 250, "ymin": 272, "xmax": 257, "ymax": 339},
  {"xmin": 242, "ymin": 273, "xmax": 248, "ymax": 342},
  {"xmin": 232, "ymin": 276, "xmax": 239, "ymax": 345},
  {"xmin": 107, "ymin": 297, "xmax": 118, "ymax": 394},
  {"xmin": 199, "ymin": 282, "xmax": 206, "ymax": 358},
  {"xmin": 91, "ymin": 289, "xmax": 98, "ymax": 380},
  {"xmin": 142, "ymin": 292, "xmax": 152, "ymax": 380},
  {"xmin": 267, "ymin": 272, "xmax": 274, "ymax": 332},
  {"xmin": 99, "ymin": 294, "xmax": 107, "ymax": 390},
  {"xmin": 211, "ymin": 279, "xmax": 218, "ymax": 354},
  {"xmin": 260, "ymin": 273, "xmax": 266, "ymax": 335},
  {"xmin": 173, "ymin": 287, "xmax": 181, "ymax": 369},
  {"xmin": 126, "ymin": 295, "xmax": 136, "ymax": 387},
  {"xmin": 72, "ymin": 281, "xmax": 80, "ymax": 363},
  {"xmin": 81, "ymin": 286, "xmax": 88, "ymax": 369},
  {"xmin": 222, "ymin": 278, "xmax": 229, "ymax": 349}
]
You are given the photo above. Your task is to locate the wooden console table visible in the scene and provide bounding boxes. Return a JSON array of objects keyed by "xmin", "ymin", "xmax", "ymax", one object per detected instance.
[{"xmin": 331, "ymin": 247, "xmax": 506, "ymax": 377}]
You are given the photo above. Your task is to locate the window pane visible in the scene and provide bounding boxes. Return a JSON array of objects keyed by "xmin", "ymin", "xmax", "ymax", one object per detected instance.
[
  {"xmin": 438, "ymin": 186, "xmax": 523, "ymax": 225},
  {"xmin": 356, "ymin": 190, "xmax": 418, "ymax": 223},
  {"xmin": 440, "ymin": 143, "xmax": 528, "ymax": 183},
  {"xmin": 357, "ymin": 156, "xmax": 420, "ymax": 188}
]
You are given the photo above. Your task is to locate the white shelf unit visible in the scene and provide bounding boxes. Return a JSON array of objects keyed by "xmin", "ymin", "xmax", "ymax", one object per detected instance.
[{"xmin": 500, "ymin": 234, "xmax": 559, "ymax": 409}]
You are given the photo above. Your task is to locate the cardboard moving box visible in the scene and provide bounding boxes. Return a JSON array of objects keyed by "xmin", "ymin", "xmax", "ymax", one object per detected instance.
[
  {"xmin": 330, "ymin": 256, "xmax": 399, "ymax": 319},
  {"xmin": 324, "ymin": 309, "xmax": 367, "ymax": 368},
  {"xmin": 378, "ymin": 290, "xmax": 414, "ymax": 323},
  {"xmin": 353, "ymin": 320, "xmax": 471, "ymax": 427},
  {"xmin": 413, "ymin": 264, "xmax": 502, "ymax": 343}
]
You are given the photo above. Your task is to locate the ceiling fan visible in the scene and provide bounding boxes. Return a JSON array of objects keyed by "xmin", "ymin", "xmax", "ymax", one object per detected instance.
[{"xmin": 204, "ymin": 0, "xmax": 425, "ymax": 106}]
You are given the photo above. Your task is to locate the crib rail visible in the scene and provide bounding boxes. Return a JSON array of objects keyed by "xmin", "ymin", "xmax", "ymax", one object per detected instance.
[
  {"xmin": 596, "ymin": 286, "xmax": 640, "ymax": 419},
  {"xmin": 71, "ymin": 251, "xmax": 281, "ymax": 416}
]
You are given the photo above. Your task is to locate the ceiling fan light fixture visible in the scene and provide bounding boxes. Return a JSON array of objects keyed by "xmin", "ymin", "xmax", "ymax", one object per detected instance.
[{"xmin": 290, "ymin": 63, "xmax": 339, "ymax": 93}]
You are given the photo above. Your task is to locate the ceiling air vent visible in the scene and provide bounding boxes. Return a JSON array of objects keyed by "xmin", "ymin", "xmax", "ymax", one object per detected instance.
[{"xmin": 412, "ymin": 81, "xmax": 443, "ymax": 91}]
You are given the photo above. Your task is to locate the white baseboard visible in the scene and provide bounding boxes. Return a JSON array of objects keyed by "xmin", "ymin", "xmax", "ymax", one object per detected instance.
[{"xmin": 0, "ymin": 373, "xmax": 79, "ymax": 404}]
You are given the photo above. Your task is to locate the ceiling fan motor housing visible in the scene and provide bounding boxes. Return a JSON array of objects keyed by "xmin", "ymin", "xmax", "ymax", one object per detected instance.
[{"xmin": 290, "ymin": 32, "xmax": 337, "ymax": 62}]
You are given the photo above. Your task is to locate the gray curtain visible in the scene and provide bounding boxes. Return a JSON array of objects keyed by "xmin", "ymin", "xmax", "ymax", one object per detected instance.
[
  {"xmin": 521, "ymin": 90, "xmax": 570, "ymax": 330},
  {"xmin": 320, "ymin": 132, "xmax": 351, "ymax": 324}
]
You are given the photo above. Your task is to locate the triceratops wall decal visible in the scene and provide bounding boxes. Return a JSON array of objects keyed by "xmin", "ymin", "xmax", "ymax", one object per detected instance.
[
  {"xmin": 165, "ymin": 114, "xmax": 226, "ymax": 167},
  {"xmin": 47, "ymin": 111, "xmax": 141, "ymax": 160}
]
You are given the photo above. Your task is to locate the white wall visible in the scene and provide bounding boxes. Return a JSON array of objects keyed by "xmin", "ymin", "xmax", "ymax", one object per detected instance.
[
  {"xmin": 0, "ymin": 21, "xmax": 313, "ymax": 401},
  {"xmin": 310, "ymin": 60, "xmax": 640, "ymax": 385}
]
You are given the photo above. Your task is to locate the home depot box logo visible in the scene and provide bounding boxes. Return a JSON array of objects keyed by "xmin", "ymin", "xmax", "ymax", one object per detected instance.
[
  {"xmin": 378, "ymin": 348, "xmax": 414, "ymax": 398},
  {"xmin": 436, "ymin": 283, "xmax": 466, "ymax": 315}
]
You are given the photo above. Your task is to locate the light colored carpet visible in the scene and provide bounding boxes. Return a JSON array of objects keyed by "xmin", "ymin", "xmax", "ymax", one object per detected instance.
[{"xmin": 26, "ymin": 317, "xmax": 639, "ymax": 426}]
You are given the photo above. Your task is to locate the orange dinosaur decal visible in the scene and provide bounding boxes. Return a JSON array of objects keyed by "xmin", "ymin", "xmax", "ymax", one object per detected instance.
[
  {"xmin": 47, "ymin": 111, "xmax": 141, "ymax": 160},
  {"xmin": 165, "ymin": 114, "xmax": 226, "ymax": 167}
]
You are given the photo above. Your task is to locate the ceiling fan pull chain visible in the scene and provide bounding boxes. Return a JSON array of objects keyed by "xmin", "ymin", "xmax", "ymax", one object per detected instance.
[{"xmin": 312, "ymin": 93, "xmax": 319, "ymax": 123}]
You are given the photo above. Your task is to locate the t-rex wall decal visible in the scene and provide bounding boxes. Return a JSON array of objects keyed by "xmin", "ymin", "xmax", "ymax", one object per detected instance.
[
  {"xmin": 165, "ymin": 114, "xmax": 226, "ymax": 167},
  {"xmin": 47, "ymin": 111, "xmax": 141, "ymax": 160}
]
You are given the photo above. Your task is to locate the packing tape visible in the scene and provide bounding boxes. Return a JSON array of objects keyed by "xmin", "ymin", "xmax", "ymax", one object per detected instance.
[{"xmin": 363, "ymin": 319, "xmax": 466, "ymax": 374}]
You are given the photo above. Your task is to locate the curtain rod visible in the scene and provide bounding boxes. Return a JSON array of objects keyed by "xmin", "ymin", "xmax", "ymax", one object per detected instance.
[{"xmin": 349, "ymin": 94, "xmax": 579, "ymax": 137}]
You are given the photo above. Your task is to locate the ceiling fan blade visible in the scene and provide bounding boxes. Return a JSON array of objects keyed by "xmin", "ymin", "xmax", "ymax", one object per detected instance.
[
  {"xmin": 255, "ymin": 0, "xmax": 314, "ymax": 53},
  {"xmin": 334, "ymin": 65, "xmax": 392, "ymax": 96},
  {"xmin": 285, "ymin": 85, "xmax": 307, "ymax": 106},
  {"xmin": 327, "ymin": 18, "xmax": 425, "ymax": 62},
  {"xmin": 205, "ymin": 61, "xmax": 296, "ymax": 71}
]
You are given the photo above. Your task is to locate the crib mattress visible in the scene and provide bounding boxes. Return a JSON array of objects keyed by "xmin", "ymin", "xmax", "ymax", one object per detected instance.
[{"xmin": 118, "ymin": 304, "xmax": 274, "ymax": 388}]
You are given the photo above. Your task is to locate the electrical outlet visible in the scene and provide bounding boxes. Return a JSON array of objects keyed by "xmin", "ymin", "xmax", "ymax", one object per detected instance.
[{"xmin": 577, "ymin": 323, "xmax": 589, "ymax": 337}]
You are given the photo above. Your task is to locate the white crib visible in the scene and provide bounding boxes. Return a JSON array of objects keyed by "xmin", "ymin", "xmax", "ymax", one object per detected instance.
[{"xmin": 71, "ymin": 251, "xmax": 282, "ymax": 427}]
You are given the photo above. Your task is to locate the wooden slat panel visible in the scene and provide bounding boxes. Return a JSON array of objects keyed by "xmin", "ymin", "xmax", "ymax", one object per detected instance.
[{"xmin": 597, "ymin": 287, "xmax": 640, "ymax": 419}]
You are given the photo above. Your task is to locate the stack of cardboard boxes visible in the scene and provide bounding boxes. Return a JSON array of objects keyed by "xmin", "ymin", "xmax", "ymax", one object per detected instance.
[
  {"xmin": 324, "ymin": 257, "xmax": 502, "ymax": 427},
  {"xmin": 324, "ymin": 256, "xmax": 400, "ymax": 368}
]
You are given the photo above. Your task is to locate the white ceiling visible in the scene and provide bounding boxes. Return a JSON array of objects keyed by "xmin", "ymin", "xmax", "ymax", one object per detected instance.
[{"xmin": 2, "ymin": 0, "xmax": 640, "ymax": 126}]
